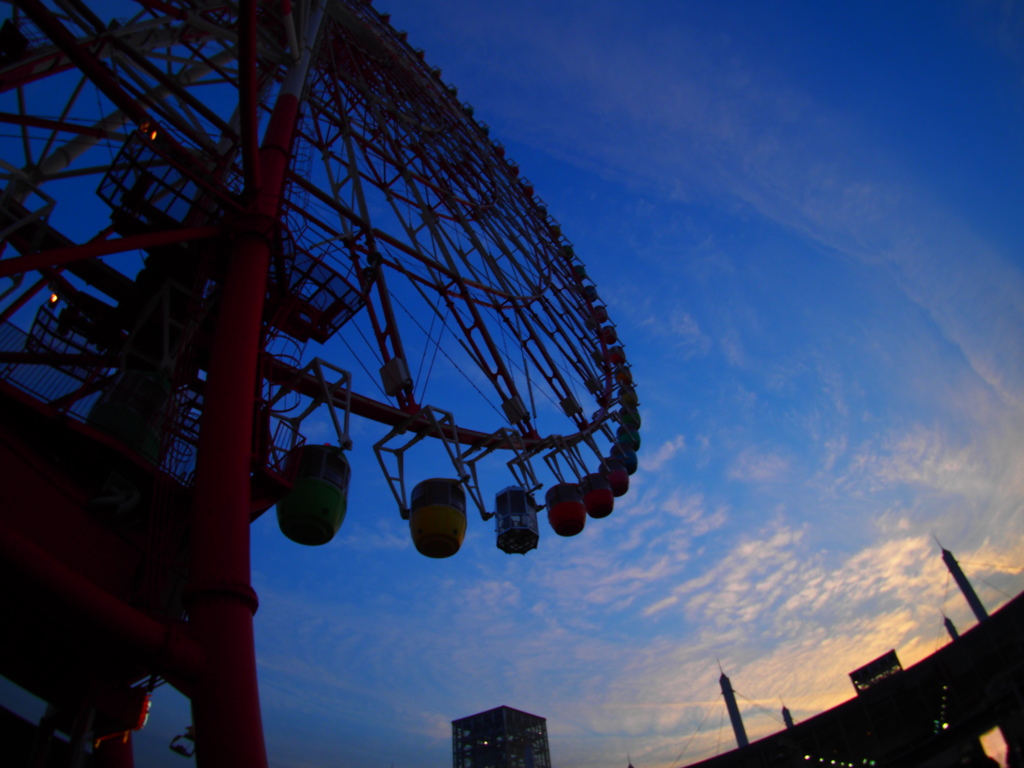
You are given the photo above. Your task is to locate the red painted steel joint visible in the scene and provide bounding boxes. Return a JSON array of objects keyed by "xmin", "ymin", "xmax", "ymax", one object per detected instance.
[{"xmin": 184, "ymin": 580, "xmax": 260, "ymax": 616}]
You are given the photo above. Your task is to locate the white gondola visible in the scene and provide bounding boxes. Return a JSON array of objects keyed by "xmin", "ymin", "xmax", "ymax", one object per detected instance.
[{"xmin": 494, "ymin": 487, "xmax": 539, "ymax": 555}]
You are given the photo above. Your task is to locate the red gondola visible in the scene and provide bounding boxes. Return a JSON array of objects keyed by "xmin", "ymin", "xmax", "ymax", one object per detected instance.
[
  {"xmin": 605, "ymin": 458, "xmax": 630, "ymax": 497},
  {"xmin": 581, "ymin": 473, "xmax": 614, "ymax": 518},
  {"xmin": 545, "ymin": 483, "xmax": 586, "ymax": 536}
]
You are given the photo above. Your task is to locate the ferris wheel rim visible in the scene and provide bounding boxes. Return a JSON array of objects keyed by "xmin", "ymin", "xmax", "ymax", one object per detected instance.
[{"xmin": 0, "ymin": 0, "xmax": 633, "ymax": 470}]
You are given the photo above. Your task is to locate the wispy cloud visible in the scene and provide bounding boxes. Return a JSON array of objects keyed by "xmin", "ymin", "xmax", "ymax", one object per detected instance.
[
  {"xmin": 671, "ymin": 312, "xmax": 713, "ymax": 357},
  {"xmin": 644, "ymin": 436, "xmax": 687, "ymax": 473},
  {"xmin": 848, "ymin": 426, "xmax": 985, "ymax": 494},
  {"xmin": 727, "ymin": 447, "xmax": 790, "ymax": 482}
]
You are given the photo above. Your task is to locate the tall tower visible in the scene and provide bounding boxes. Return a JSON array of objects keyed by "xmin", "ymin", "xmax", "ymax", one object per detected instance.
[
  {"xmin": 941, "ymin": 548, "xmax": 989, "ymax": 623},
  {"xmin": 453, "ymin": 706, "xmax": 552, "ymax": 768},
  {"xmin": 719, "ymin": 672, "xmax": 749, "ymax": 749}
]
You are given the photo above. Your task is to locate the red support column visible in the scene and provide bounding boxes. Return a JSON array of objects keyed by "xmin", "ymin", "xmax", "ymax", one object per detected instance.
[
  {"xmin": 183, "ymin": 53, "xmax": 306, "ymax": 768},
  {"xmin": 184, "ymin": 221, "xmax": 272, "ymax": 768},
  {"xmin": 181, "ymin": 0, "xmax": 321, "ymax": 759}
]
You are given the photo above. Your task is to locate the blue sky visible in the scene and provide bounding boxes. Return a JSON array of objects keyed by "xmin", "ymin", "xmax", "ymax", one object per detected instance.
[{"xmin": 4, "ymin": 1, "xmax": 1024, "ymax": 767}]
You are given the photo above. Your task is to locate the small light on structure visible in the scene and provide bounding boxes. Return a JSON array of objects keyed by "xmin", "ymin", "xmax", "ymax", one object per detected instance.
[
  {"xmin": 139, "ymin": 121, "xmax": 158, "ymax": 141},
  {"xmin": 48, "ymin": 292, "xmax": 59, "ymax": 305}
]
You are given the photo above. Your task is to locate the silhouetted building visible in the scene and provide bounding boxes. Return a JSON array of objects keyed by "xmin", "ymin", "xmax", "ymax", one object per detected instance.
[
  {"xmin": 849, "ymin": 649, "xmax": 903, "ymax": 694},
  {"xmin": 453, "ymin": 706, "xmax": 552, "ymax": 768},
  {"xmin": 677, "ymin": 590, "xmax": 1024, "ymax": 768}
]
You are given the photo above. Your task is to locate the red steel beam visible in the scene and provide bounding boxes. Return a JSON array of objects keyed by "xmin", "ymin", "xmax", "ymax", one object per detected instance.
[
  {"xmin": 0, "ymin": 111, "xmax": 108, "ymax": 138},
  {"xmin": 0, "ymin": 516, "xmax": 203, "ymax": 682},
  {"xmin": 0, "ymin": 227, "xmax": 223, "ymax": 280}
]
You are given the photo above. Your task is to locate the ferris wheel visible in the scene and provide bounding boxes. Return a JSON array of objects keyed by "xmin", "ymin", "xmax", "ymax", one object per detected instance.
[{"xmin": 0, "ymin": 1, "xmax": 640, "ymax": 765}]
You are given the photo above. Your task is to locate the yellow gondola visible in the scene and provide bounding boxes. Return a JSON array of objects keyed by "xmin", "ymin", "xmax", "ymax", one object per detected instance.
[{"xmin": 410, "ymin": 478, "xmax": 467, "ymax": 558}]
